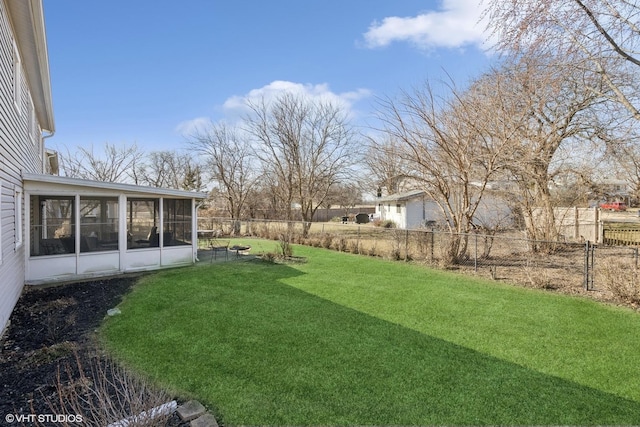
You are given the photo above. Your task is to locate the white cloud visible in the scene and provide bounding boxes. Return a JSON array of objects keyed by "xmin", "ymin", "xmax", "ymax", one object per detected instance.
[
  {"xmin": 176, "ymin": 81, "xmax": 372, "ymax": 137},
  {"xmin": 175, "ymin": 116, "xmax": 210, "ymax": 137},
  {"xmin": 222, "ymin": 80, "xmax": 371, "ymax": 115},
  {"xmin": 362, "ymin": 0, "xmax": 489, "ymax": 51}
]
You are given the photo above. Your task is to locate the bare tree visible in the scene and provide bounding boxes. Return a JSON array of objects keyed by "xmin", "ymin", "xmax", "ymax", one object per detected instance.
[
  {"xmin": 187, "ymin": 121, "xmax": 258, "ymax": 233},
  {"xmin": 135, "ymin": 150, "xmax": 203, "ymax": 191},
  {"xmin": 376, "ymin": 79, "xmax": 510, "ymax": 263},
  {"xmin": 471, "ymin": 54, "xmax": 609, "ymax": 245},
  {"xmin": 327, "ymin": 182, "xmax": 362, "ymax": 217},
  {"xmin": 605, "ymin": 128, "xmax": 640, "ymax": 203},
  {"xmin": 363, "ymin": 135, "xmax": 409, "ymax": 197},
  {"xmin": 58, "ymin": 142, "xmax": 142, "ymax": 183},
  {"xmin": 245, "ymin": 93, "xmax": 359, "ymax": 236},
  {"xmin": 484, "ymin": 0, "xmax": 640, "ymax": 120}
]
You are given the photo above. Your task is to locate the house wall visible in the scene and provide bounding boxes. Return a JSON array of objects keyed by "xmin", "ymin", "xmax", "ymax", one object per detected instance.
[
  {"xmin": 406, "ymin": 200, "xmax": 426, "ymax": 229},
  {"xmin": 376, "ymin": 198, "xmax": 444, "ymax": 229},
  {"xmin": 0, "ymin": 0, "xmax": 45, "ymax": 336},
  {"xmin": 377, "ymin": 201, "xmax": 405, "ymax": 228}
]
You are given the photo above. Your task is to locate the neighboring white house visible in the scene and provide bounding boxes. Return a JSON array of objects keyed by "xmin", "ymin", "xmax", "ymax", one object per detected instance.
[
  {"xmin": 0, "ymin": 0, "xmax": 206, "ymax": 337},
  {"xmin": 375, "ymin": 190, "xmax": 440, "ymax": 229},
  {"xmin": 375, "ymin": 189, "xmax": 514, "ymax": 230}
]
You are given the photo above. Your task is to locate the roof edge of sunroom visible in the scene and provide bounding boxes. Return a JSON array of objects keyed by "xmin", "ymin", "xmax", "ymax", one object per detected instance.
[{"xmin": 23, "ymin": 173, "xmax": 208, "ymax": 199}]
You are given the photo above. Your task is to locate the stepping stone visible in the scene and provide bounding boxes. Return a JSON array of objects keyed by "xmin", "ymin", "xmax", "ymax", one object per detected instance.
[
  {"xmin": 191, "ymin": 413, "xmax": 219, "ymax": 427},
  {"xmin": 177, "ymin": 400, "xmax": 206, "ymax": 422}
]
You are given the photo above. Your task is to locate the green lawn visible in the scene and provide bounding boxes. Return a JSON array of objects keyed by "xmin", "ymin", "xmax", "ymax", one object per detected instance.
[{"xmin": 102, "ymin": 239, "xmax": 640, "ymax": 425}]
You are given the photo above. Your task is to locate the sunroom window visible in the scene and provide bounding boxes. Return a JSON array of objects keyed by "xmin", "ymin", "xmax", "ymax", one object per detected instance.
[
  {"xmin": 30, "ymin": 196, "xmax": 75, "ymax": 256},
  {"xmin": 163, "ymin": 199, "xmax": 192, "ymax": 246},
  {"xmin": 80, "ymin": 198, "xmax": 118, "ymax": 252},
  {"xmin": 127, "ymin": 198, "xmax": 159, "ymax": 249}
]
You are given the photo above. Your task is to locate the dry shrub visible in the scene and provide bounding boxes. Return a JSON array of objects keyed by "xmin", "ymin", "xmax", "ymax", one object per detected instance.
[
  {"xmin": 308, "ymin": 237, "xmax": 322, "ymax": 248},
  {"xmin": 600, "ymin": 259, "xmax": 640, "ymax": 305},
  {"xmin": 277, "ymin": 234, "xmax": 294, "ymax": 258},
  {"xmin": 321, "ymin": 234, "xmax": 334, "ymax": 249},
  {"xmin": 333, "ymin": 237, "xmax": 348, "ymax": 252},
  {"xmin": 366, "ymin": 244, "xmax": 378, "ymax": 257},
  {"xmin": 261, "ymin": 251, "xmax": 278, "ymax": 263},
  {"xmin": 522, "ymin": 260, "xmax": 554, "ymax": 289},
  {"xmin": 42, "ymin": 353, "xmax": 173, "ymax": 427},
  {"xmin": 348, "ymin": 241, "xmax": 360, "ymax": 254}
]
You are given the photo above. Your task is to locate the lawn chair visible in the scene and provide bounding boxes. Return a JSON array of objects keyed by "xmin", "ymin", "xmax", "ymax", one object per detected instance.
[{"xmin": 210, "ymin": 239, "xmax": 230, "ymax": 262}]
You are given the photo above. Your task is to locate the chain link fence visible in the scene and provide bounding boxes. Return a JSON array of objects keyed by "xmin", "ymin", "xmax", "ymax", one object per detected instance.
[{"xmin": 198, "ymin": 217, "xmax": 640, "ymax": 308}]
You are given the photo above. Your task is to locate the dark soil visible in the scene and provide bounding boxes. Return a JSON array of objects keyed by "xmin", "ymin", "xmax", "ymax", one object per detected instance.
[{"xmin": 0, "ymin": 276, "xmax": 192, "ymax": 426}]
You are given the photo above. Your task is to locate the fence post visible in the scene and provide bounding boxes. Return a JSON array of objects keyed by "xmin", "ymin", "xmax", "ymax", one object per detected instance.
[
  {"xmin": 584, "ymin": 241, "xmax": 595, "ymax": 291},
  {"xmin": 430, "ymin": 228, "xmax": 435, "ymax": 261},
  {"xmin": 474, "ymin": 232, "xmax": 478, "ymax": 273},
  {"xmin": 405, "ymin": 229, "xmax": 409, "ymax": 261}
]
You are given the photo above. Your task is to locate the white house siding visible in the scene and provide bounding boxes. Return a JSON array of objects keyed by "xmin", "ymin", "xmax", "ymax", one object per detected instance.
[
  {"xmin": 0, "ymin": 0, "xmax": 44, "ymax": 336},
  {"xmin": 376, "ymin": 190, "xmax": 513, "ymax": 231},
  {"xmin": 406, "ymin": 200, "xmax": 426, "ymax": 229}
]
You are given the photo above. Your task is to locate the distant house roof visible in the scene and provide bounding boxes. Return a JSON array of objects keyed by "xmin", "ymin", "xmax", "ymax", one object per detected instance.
[
  {"xmin": 6, "ymin": 0, "xmax": 54, "ymax": 132},
  {"xmin": 376, "ymin": 189, "xmax": 426, "ymax": 203},
  {"xmin": 23, "ymin": 173, "xmax": 208, "ymax": 199}
]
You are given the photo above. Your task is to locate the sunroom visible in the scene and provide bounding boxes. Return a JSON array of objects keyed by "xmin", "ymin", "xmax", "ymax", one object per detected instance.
[{"xmin": 23, "ymin": 173, "xmax": 207, "ymax": 284}]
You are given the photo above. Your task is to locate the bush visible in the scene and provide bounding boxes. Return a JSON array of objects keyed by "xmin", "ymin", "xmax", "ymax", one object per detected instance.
[
  {"xmin": 334, "ymin": 237, "xmax": 348, "ymax": 252},
  {"xmin": 42, "ymin": 354, "xmax": 173, "ymax": 427},
  {"xmin": 600, "ymin": 259, "xmax": 640, "ymax": 305},
  {"xmin": 321, "ymin": 234, "xmax": 334, "ymax": 249}
]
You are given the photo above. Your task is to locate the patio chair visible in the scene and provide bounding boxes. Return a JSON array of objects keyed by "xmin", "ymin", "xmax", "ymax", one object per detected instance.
[
  {"xmin": 210, "ymin": 239, "xmax": 230, "ymax": 262},
  {"xmin": 135, "ymin": 226, "xmax": 157, "ymax": 247}
]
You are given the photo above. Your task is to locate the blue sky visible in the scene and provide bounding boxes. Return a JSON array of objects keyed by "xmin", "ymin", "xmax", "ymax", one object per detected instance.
[{"xmin": 43, "ymin": 0, "xmax": 494, "ymax": 153}]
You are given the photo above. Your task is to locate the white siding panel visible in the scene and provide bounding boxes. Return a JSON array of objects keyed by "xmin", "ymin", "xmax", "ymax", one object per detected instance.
[
  {"xmin": 161, "ymin": 246, "xmax": 194, "ymax": 267},
  {"xmin": 77, "ymin": 252, "xmax": 120, "ymax": 275},
  {"xmin": 0, "ymin": 0, "xmax": 45, "ymax": 335},
  {"xmin": 26, "ymin": 255, "xmax": 76, "ymax": 282}
]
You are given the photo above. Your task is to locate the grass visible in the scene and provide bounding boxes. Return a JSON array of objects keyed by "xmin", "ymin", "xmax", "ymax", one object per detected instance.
[{"xmin": 102, "ymin": 239, "xmax": 640, "ymax": 425}]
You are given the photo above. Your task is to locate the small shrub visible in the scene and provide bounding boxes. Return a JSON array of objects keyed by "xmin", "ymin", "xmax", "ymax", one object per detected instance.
[
  {"xmin": 308, "ymin": 237, "xmax": 322, "ymax": 248},
  {"xmin": 348, "ymin": 241, "xmax": 360, "ymax": 254},
  {"xmin": 381, "ymin": 220, "xmax": 396, "ymax": 229},
  {"xmin": 366, "ymin": 244, "xmax": 378, "ymax": 257},
  {"xmin": 522, "ymin": 260, "xmax": 555, "ymax": 289},
  {"xmin": 600, "ymin": 259, "xmax": 640, "ymax": 305},
  {"xmin": 42, "ymin": 354, "xmax": 173, "ymax": 427},
  {"xmin": 262, "ymin": 252, "xmax": 278, "ymax": 263},
  {"xmin": 321, "ymin": 234, "xmax": 334, "ymax": 249},
  {"xmin": 334, "ymin": 238, "xmax": 348, "ymax": 252},
  {"xmin": 277, "ymin": 235, "xmax": 294, "ymax": 258}
]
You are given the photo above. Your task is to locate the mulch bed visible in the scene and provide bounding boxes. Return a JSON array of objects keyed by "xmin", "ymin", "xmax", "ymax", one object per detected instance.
[{"xmin": 0, "ymin": 276, "xmax": 191, "ymax": 426}]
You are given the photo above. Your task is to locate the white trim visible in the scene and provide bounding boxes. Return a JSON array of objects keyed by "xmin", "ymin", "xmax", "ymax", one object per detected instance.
[
  {"xmin": 5, "ymin": 0, "xmax": 55, "ymax": 132},
  {"xmin": 12, "ymin": 38, "xmax": 21, "ymax": 115},
  {"xmin": 23, "ymin": 173, "xmax": 207, "ymax": 199},
  {"xmin": 14, "ymin": 186, "xmax": 22, "ymax": 249},
  {"xmin": 0, "ymin": 179, "xmax": 3, "ymax": 265}
]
